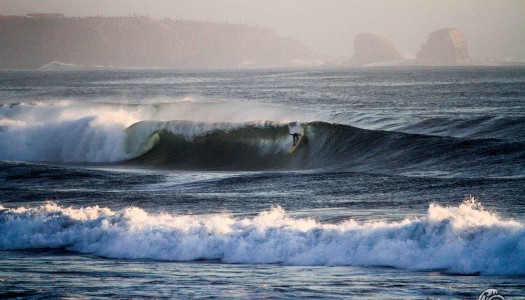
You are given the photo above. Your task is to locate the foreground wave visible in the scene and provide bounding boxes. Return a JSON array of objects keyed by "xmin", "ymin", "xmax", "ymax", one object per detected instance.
[{"xmin": 1, "ymin": 199, "xmax": 523, "ymax": 275}]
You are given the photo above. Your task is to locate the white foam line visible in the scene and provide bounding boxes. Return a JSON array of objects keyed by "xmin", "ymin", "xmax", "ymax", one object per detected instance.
[{"xmin": 1, "ymin": 198, "xmax": 523, "ymax": 275}]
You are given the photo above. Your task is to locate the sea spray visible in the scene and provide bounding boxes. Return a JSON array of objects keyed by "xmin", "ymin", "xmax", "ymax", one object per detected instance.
[
  {"xmin": 1, "ymin": 199, "xmax": 523, "ymax": 275},
  {"xmin": 0, "ymin": 101, "xmax": 136, "ymax": 162}
]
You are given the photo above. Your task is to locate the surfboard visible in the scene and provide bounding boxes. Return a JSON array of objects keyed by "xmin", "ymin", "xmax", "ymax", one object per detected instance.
[{"xmin": 289, "ymin": 134, "xmax": 304, "ymax": 154}]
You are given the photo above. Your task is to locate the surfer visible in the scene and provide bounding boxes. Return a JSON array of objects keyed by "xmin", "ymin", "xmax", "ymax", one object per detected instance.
[{"xmin": 290, "ymin": 133, "xmax": 301, "ymax": 146}]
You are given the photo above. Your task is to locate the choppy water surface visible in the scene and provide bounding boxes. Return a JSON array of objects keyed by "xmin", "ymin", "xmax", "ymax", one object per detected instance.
[{"xmin": 1, "ymin": 67, "xmax": 524, "ymax": 299}]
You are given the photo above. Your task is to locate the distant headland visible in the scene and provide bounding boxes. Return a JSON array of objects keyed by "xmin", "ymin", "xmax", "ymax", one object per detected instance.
[{"xmin": 0, "ymin": 14, "xmax": 323, "ymax": 69}]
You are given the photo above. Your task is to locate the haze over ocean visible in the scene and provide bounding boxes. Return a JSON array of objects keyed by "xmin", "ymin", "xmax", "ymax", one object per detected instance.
[
  {"xmin": 1, "ymin": 67, "xmax": 524, "ymax": 298},
  {"xmin": 2, "ymin": 0, "xmax": 525, "ymax": 61}
]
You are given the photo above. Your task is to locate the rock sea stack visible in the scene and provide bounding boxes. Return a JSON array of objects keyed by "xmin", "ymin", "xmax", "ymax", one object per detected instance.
[
  {"xmin": 416, "ymin": 28, "xmax": 470, "ymax": 65},
  {"xmin": 349, "ymin": 33, "xmax": 403, "ymax": 66}
]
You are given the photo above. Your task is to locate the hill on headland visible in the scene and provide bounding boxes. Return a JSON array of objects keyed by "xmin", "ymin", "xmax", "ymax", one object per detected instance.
[{"xmin": 0, "ymin": 14, "xmax": 322, "ymax": 69}]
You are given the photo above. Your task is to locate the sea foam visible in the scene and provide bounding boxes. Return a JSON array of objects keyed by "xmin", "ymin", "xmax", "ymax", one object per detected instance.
[{"xmin": 1, "ymin": 198, "xmax": 523, "ymax": 275}]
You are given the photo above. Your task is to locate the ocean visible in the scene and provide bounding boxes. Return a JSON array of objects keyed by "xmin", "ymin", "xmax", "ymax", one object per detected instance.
[{"xmin": 0, "ymin": 67, "xmax": 524, "ymax": 299}]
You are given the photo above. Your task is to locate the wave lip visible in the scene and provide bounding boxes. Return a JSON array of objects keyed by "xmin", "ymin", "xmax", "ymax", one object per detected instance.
[{"xmin": 0, "ymin": 199, "xmax": 523, "ymax": 275}]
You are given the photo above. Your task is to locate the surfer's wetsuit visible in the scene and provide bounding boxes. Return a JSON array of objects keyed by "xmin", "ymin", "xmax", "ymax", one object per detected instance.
[{"xmin": 290, "ymin": 133, "xmax": 301, "ymax": 146}]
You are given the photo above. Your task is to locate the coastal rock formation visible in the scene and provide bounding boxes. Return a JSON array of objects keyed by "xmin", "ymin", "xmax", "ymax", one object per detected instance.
[
  {"xmin": 0, "ymin": 15, "xmax": 321, "ymax": 69},
  {"xmin": 416, "ymin": 28, "xmax": 470, "ymax": 65},
  {"xmin": 349, "ymin": 33, "xmax": 403, "ymax": 66}
]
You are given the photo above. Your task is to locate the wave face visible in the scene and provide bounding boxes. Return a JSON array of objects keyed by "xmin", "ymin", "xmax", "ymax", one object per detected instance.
[
  {"xmin": 0, "ymin": 199, "xmax": 523, "ymax": 275},
  {"xmin": 125, "ymin": 120, "xmax": 298, "ymax": 170},
  {"xmin": 125, "ymin": 120, "xmax": 525, "ymax": 175}
]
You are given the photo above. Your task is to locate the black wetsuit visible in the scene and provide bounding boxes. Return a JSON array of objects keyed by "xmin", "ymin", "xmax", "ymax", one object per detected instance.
[{"xmin": 290, "ymin": 133, "xmax": 300, "ymax": 146}]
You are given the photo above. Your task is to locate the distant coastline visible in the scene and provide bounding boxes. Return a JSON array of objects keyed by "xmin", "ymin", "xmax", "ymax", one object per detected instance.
[{"xmin": 0, "ymin": 14, "xmax": 324, "ymax": 69}]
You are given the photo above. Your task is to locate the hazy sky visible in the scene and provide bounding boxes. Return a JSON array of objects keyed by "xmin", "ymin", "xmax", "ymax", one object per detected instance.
[{"xmin": 1, "ymin": 0, "xmax": 524, "ymax": 61}]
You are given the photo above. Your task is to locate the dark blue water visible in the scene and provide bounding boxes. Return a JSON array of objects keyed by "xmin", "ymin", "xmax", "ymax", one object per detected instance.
[{"xmin": 1, "ymin": 67, "xmax": 524, "ymax": 299}]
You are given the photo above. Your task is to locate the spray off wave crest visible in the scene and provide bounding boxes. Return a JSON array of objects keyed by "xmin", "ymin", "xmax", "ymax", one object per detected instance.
[
  {"xmin": 0, "ymin": 199, "xmax": 523, "ymax": 275},
  {"xmin": 0, "ymin": 101, "xmax": 137, "ymax": 162}
]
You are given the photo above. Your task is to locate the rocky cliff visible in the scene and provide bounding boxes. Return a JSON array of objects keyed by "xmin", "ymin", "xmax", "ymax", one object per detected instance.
[
  {"xmin": 0, "ymin": 15, "xmax": 321, "ymax": 69},
  {"xmin": 416, "ymin": 28, "xmax": 470, "ymax": 65},
  {"xmin": 349, "ymin": 33, "xmax": 403, "ymax": 66}
]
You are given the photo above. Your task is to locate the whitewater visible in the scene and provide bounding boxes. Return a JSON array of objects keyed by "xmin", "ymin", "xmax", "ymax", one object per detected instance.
[
  {"xmin": 1, "ymin": 67, "xmax": 524, "ymax": 299},
  {"xmin": 1, "ymin": 199, "xmax": 524, "ymax": 276}
]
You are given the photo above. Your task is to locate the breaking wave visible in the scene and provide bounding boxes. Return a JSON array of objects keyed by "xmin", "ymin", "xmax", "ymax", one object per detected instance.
[
  {"xmin": 0, "ymin": 100, "xmax": 311, "ymax": 163},
  {"xmin": 0, "ymin": 199, "xmax": 523, "ymax": 275},
  {"xmin": 0, "ymin": 101, "xmax": 523, "ymax": 176}
]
